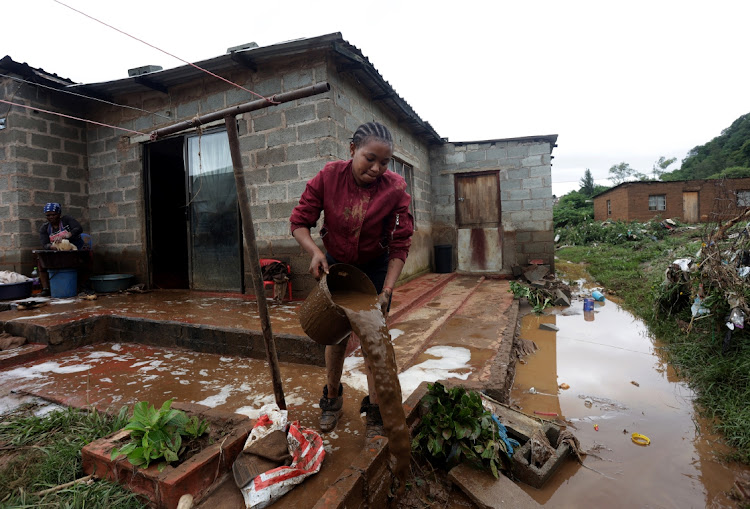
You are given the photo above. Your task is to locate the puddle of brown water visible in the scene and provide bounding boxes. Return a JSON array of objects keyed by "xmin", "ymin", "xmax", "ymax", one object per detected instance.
[{"xmin": 511, "ymin": 299, "xmax": 749, "ymax": 508}]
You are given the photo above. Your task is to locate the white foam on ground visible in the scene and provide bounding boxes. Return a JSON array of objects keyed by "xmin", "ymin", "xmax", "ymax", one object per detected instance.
[
  {"xmin": 398, "ymin": 346, "xmax": 472, "ymax": 399},
  {"xmin": 111, "ymin": 343, "xmax": 122, "ymax": 351},
  {"xmin": 195, "ymin": 384, "xmax": 235, "ymax": 407},
  {"xmin": 10, "ymin": 313, "xmax": 55, "ymax": 320},
  {"xmin": 0, "ymin": 361, "xmax": 92, "ymax": 379},
  {"xmin": 389, "ymin": 329, "xmax": 404, "ymax": 340},
  {"xmin": 50, "ymin": 299, "xmax": 76, "ymax": 305},
  {"xmin": 86, "ymin": 351, "xmax": 117, "ymax": 359}
]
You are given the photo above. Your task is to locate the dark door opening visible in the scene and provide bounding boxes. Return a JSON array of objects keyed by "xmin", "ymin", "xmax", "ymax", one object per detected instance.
[{"xmin": 146, "ymin": 137, "xmax": 189, "ymax": 288}]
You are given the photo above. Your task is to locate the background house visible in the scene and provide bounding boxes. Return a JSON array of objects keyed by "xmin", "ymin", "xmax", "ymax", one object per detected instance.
[
  {"xmin": 593, "ymin": 178, "xmax": 750, "ymax": 223},
  {"xmin": 1, "ymin": 33, "xmax": 557, "ymax": 296}
]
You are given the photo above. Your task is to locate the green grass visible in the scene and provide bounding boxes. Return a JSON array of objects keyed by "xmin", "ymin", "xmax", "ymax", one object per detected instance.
[
  {"xmin": 556, "ymin": 228, "xmax": 750, "ymax": 463},
  {"xmin": 0, "ymin": 404, "xmax": 147, "ymax": 509}
]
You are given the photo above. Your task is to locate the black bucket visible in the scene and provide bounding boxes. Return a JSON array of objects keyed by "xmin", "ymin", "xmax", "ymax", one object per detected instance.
[{"xmin": 434, "ymin": 245, "xmax": 453, "ymax": 273}]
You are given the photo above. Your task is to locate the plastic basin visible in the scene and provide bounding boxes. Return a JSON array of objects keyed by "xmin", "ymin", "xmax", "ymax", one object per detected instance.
[
  {"xmin": 90, "ymin": 274, "xmax": 135, "ymax": 293},
  {"xmin": 0, "ymin": 281, "xmax": 32, "ymax": 300}
]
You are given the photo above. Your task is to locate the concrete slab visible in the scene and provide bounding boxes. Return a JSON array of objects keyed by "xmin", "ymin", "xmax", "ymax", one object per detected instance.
[{"xmin": 448, "ymin": 463, "xmax": 541, "ymax": 509}]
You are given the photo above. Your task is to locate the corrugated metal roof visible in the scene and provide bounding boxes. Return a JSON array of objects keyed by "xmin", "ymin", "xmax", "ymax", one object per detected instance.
[{"xmin": 0, "ymin": 56, "xmax": 76, "ymax": 87}]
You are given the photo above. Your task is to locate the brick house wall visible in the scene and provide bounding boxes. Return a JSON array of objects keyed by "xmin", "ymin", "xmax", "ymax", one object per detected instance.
[
  {"xmin": 0, "ymin": 76, "xmax": 88, "ymax": 275},
  {"xmin": 430, "ymin": 136, "xmax": 556, "ymax": 270},
  {"xmin": 593, "ymin": 178, "xmax": 750, "ymax": 223}
]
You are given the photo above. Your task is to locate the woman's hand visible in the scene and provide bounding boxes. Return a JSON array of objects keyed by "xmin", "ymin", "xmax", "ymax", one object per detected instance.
[
  {"xmin": 378, "ymin": 288, "xmax": 392, "ymax": 318},
  {"xmin": 309, "ymin": 251, "xmax": 329, "ymax": 280}
]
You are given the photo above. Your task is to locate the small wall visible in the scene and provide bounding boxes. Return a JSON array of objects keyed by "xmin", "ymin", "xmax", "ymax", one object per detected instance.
[
  {"xmin": 0, "ymin": 77, "xmax": 89, "ymax": 275},
  {"xmin": 430, "ymin": 137, "xmax": 556, "ymax": 272}
]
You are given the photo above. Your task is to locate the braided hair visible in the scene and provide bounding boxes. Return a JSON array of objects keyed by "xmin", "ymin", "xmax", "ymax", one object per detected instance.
[{"xmin": 351, "ymin": 122, "xmax": 393, "ymax": 150}]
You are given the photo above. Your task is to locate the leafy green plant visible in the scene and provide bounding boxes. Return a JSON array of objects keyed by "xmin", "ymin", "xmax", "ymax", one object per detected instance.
[
  {"xmin": 110, "ymin": 399, "xmax": 210, "ymax": 471},
  {"xmin": 509, "ymin": 281, "xmax": 552, "ymax": 314},
  {"xmin": 412, "ymin": 382, "xmax": 512, "ymax": 478}
]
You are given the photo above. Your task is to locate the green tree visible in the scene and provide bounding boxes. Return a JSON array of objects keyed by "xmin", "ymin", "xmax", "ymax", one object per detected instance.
[
  {"xmin": 608, "ymin": 162, "xmax": 636, "ymax": 185},
  {"xmin": 652, "ymin": 156, "xmax": 677, "ymax": 179},
  {"xmin": 663, "ymin": 112, "xmax": 750, "ymax": 181},
  {"xmin": 579, "ymin": 168, "xmax": 596, "ymax": 196}
]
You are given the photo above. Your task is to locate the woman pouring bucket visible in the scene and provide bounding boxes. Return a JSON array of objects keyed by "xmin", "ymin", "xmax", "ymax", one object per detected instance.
[{"xmin": 290, "ymin": 122, "xmax": 413, "ymax": 437}]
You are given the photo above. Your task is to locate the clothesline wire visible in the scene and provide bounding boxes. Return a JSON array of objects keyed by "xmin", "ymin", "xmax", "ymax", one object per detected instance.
[
  {"xmin": 0, "ymin": 72, "xmax": 171, "ymax": 119},
  {"xmin": 52, "ymin": 0, "xmax": 278, "ymax": 104},
  {"xmin": 0, "ymin": 99, "xmax": 148, "ymax": 136}
]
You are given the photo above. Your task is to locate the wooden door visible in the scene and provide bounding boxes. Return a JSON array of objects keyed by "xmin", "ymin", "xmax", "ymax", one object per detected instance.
[
  {"xmin": 455, "ymin": 173, "xmax": 500, "ymax": 227},
  {"xmin": 455, "ymin": 173, "xmax": 502, "ymax": 272},
  {"xmin": 682, "ymin": 192, "xmax": 699, "ymax": 223}
]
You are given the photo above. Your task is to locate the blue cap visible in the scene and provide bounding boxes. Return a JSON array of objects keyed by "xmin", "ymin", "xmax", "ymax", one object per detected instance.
[{"xmin": 43, "ymin": 203, "xmax": 61, "ymax": 214}]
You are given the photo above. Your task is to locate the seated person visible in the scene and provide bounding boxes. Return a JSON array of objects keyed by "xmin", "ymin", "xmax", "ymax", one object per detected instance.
[{"xmin": 36, "ymin": 203, "xmax": 92, "ymax": 296}]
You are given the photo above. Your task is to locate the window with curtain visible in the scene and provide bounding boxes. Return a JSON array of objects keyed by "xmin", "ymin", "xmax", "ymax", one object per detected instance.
[{"xmin": 648, "ymin": 194, "xmax": 666, "ymax": 211}]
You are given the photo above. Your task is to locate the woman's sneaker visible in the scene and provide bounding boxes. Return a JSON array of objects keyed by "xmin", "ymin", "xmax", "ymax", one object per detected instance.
[
  {"xmin": 319, "ymin": 384, "xmax": 343, "ymax": 432},
  {"xmin": 360, "ymin": 396, "xmax": 384, "ymax": 438}
]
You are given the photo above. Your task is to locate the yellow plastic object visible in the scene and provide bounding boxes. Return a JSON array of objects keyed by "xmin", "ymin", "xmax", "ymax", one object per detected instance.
[{"xmin": 631, "ymin": 433, "xmax": 650, "ymax": 446}]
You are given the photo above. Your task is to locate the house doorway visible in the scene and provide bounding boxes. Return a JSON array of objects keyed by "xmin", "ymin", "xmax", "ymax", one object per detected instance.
[
  {"xmin": 683, "ymin": 191, "xmax": 699, "ymax": 223},
  {"xmin": 454, "ymin": 172, "xmax": 503, "ymax": 272},
  {"xmin": 145, "ymin": 130, "xmax": 243, "ymax": 291}
]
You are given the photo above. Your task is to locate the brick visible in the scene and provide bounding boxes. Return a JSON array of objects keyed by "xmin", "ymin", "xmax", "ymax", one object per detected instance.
[
  {"xmin": 287, "ymin": 142, "xmax": 318, "ymax": 161},
  {"xmin": 31, "ymin": 133, "xmax": 61, "ymax": 150},
  {"xmin": 445, "ymin": 152, "xmax": 465, "ymax": 164},
  {"xmin": 282, "ymin": 70, "xmax": 313, "ymax": 91},
  {"xmin": 54, "ymin": 180, "xmax": 81, "ymax": 193},
  {"xmin": 32, "ymin": 164, "xmax": 62, "ymax": 178},
  {"xmin": 257, "ymin": 183, "xmax": 286, "ymax": 202},
  {"xmin": 269, "ymin": 201, "xmax": 296, "ymax": 219},
  {"xmin": 116, "ymin": 231, "xmax": 135, "ymax": 244},
  {"xmin": 245, "ymin": 168, "xmax": 268, "ymax": 185},
  {"xmin": 176, "ymin": 100, "xmax": 199, "ymax": 119},
  {"xmin": 528, "ymin": 143, "xmax": 549, "ymax": 156},
  {"xmin": 14, "ymin": 145, "xmax": 48, "ymax": 162},
  {"xmin": 317, "ymin": 138, "xmax": 339, "ymax": 158},
  {"xmin": 13, "ymin": 175, "xmax": 49, "ymax": 190},
  {"xmin": 117, "ymin": 175, "xmax": 135, "ymax": 188},
  {"xmin": 253, "ymin": 112, "xmax": 282, "ymax": 132},
  {"xmin": 287, "ymin": 180, "xmax": 308, "ymax": 199},
  {"xmin": 124, "ymin": 188, "xmax": 140, "ymax": 201},
  {"xmin": 269, "ymin": 163, "xmax": 298, "ymax": 183},
  {"xmin": 466, "ymin": 150, "xmax": 486, "ymax": 162},
  {"xmin": 521, "ymin": 155, "xmax": 543, "ymax": 167},
  {"xmin": 64, "ymin": 139, "xmax": 87, "ymax": 155},
  {"xmin": 529, "ymin": 165, "xmax": 549, "ymax": 178},
  {"xmin": 33, "ymin": 191, "xmax": 63, "ymax": 204},
  {"xmin": 239, "ymin": 134, "xmax": 266, "ymax": 151},
  {"xmin": 250, "ymin": 204, "xmax": 268, "ymax": 220},
  {"xmin": 107, "ymin": 217, "xmax": 126, "ymax": 230},
  {"xmin": 298, "ymin": 160, "xmax": 323, "ymax": 178},
  {"xmin": 524, "ymin": 199, "xmax": 545, "ymax": 210},
  {"xmin": 522, "ymin": 177, "xmax": 543, "ymax": 190},
  {"xmin": 256, "ymin": 147, "xmax": 285, "ymax": 166},
  {"xmin": 51, "ymin": 151, "xmax": 80, "ymax": 166},
  {"xmin": 486, "ymin": 147, "xmax": 507, "ymax": 159},
  {"xmin": 297, "ymin": 119, "xmax": 334, "ymax": 141},
  {"xmin": 508, "ymin": 189, "xmax": 531, "ymax": 200},
  {"xmin": 66, "ymin": 167, "xmax": 87, "ymax": 180},
  {"xmin": 530, "ymin": 187, "xmax": 551, "ymax": 199},
  {"xmin": 253, "ymin": 77, "xmax": 282, "ymax": 97},
  {"xmin": 267, "ymin": 127, "xmax": 297, "ymax": 147},
  {"xmin": 507, "ymin": 145, "xmax": 529, "ymax": 158},
  {"xmin": 106, "ymin": 191, "xmax": 124, "ymax": 203},
  {"xmin": 119, "ymin": 202, "xmax": 136, "ymax": 216},
  {"xmin": 9, "ymin": 114, "xmax": 48, "ymax": 132},
  {"xmin": 200, "ymin": 93, "xmax": 224, "ymax": 113},
  {"xmin": 285, "ymin": 104, "xmax": 316, "ymax": 126}
]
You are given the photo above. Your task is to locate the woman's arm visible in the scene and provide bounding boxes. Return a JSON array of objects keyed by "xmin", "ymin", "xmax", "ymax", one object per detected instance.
[{"xmin": 292, "ymin": 227, "xmax": 328, "ymax": 279}]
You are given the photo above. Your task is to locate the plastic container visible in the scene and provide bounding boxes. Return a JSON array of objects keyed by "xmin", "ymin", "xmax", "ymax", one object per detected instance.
[
  {"xmin": 298, "ymin": 263, "xmax": 377, "ymax": 346},
  {"xmin": 48, "ymin": 269, "xmax": 78, "ymax": 298},
  {"xmin": 583, "ymin": 297, "xmax": 594, "ymax": 311},
  {"xmin": 592, "ymin": 290, "xmax": 605, "ymax": 302},
  {"xmin": 0, "ymin": 281, "xmax": 33, "ymax": 300},
  {"xmin": 434, "ymin": 244, "xmax": 453, "ymax": 273},
  {"xmin": 90, "ymin": 274, "xmax": 135, "ymax": 293}
]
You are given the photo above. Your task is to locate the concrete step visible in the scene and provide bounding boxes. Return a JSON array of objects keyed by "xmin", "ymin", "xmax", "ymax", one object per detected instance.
[{"xmin": 0, "ymin": 343, "xmax": 50, "ymax": 370}]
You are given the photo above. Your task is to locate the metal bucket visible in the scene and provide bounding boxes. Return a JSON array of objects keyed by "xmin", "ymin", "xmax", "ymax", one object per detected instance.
[{"xmin": 298, "ymin": 263, "xmax": 377, "ymax": 346}]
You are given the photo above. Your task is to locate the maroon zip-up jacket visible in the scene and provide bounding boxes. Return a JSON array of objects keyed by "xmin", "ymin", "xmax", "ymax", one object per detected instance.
[{"xmin": 290, "ymin": 159, "xmax": 413, "ymax": 264}]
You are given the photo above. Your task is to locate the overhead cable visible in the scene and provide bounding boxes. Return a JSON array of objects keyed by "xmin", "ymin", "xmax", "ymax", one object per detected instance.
[
  {"xmin": 0, "ymin": 99, "xmax": 148, "ymax": 136},
  {"xmin": 0, "ymin": 72, "xmax": 171, "ymax": 119},
  {"xmin": 52, "ymin": 0, "xmax": 278, "ymax": 104}
]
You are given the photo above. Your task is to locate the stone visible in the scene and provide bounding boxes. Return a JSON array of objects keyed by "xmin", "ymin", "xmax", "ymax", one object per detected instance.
[
  {"xmin": 553, "ymin": 289, "xmax": 570, "ymax": 307},
  {"xmin": 448, "ymin": 463, "xmax": 541, "ymax": 509},
  {"xmin": 523, "ymin": 265, "xmax": 549, "ymax": 282},
  {"xmin": 539, "ymin": 323, "xmax": 559, "ymax": 332}
]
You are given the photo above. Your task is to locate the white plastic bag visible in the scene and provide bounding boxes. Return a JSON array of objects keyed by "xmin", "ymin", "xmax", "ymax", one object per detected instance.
[{"xmin": 241, "ymin": 421, "xmax": 326, "ymax": 509}]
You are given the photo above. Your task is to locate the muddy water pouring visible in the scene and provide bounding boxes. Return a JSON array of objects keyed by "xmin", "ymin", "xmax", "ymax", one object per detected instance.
[{"xmin": 299, "ymin": 264, "xmax": 410, "ymax": 490}]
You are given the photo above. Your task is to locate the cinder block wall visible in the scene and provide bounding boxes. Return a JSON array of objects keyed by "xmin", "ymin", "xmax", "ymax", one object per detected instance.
[
  {"xmin": 83, "ymin": 51, "xmax": 433, "ymax": 296},
  {"xmin": 0, "ymin": 77, "xmax": 88, "ymax": 274},
  {"xmin": 430, "ymin": 138, "xmax": 555, "ymax": 271}
]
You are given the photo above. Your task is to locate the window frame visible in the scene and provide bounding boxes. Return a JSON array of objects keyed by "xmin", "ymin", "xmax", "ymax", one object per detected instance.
[
  {"xmin": 648, "ymin": 194, "xmax": 666, "ymax": 211},
  {"xmin": 607, "ymin": 199, "xmax": 611, "ymax": 216},
  {"xmin": 388, "ymin": 157, "xmax": 416, "ymax": 227}
]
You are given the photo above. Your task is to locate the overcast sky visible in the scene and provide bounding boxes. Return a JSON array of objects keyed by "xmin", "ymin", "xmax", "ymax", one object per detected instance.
[{"xmin": 5, "ymin": 0, "xmax": 750, "ymax": 196}]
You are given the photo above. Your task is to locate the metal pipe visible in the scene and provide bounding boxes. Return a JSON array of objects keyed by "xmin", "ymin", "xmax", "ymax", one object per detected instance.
[
  {"xmin": 151, "ymin": 82, "xmax": 330, "ymax": 139},
  {"xmin": 224, "ymin": 116, "xmax": 286, "ymax": 410}
]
